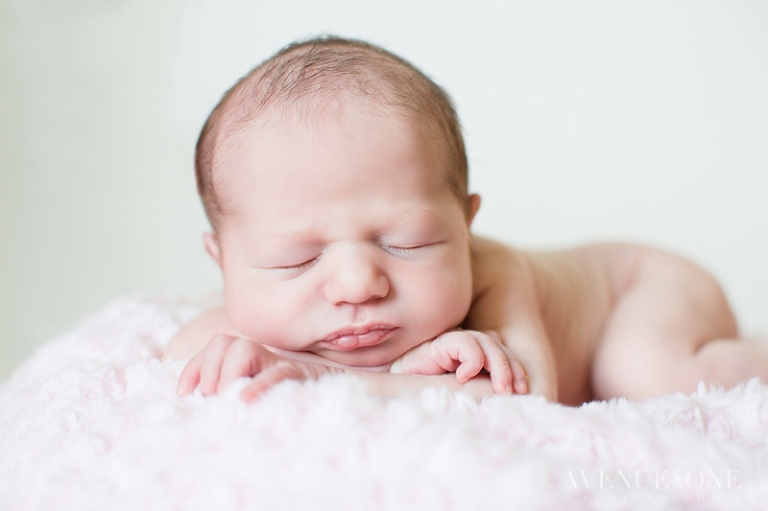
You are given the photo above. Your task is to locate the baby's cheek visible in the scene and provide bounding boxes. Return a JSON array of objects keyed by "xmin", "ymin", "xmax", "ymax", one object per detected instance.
[
  {"xmin": 254, "ymin": 298, "xmax": 309, "ymax": 349},
  {"xmin": 225, "ymin": 286, "xmax": 276, "ymax": 340},
  {"xmin": 412, "ymin": 270, "xmax": 472, "ymax": 332}
]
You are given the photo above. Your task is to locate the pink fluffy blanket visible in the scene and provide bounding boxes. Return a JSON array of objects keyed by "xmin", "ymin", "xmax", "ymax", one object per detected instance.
[{"xmin": 1, "ymin": 297, "xmax": 767, "ymax": 510}]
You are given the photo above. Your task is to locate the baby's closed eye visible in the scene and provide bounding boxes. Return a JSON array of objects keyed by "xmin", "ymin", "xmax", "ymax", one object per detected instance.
[
  {"xmin": 273, "ymin": 257, "xmax": 320, "ymax": 271},
  {"xmin": 381, "ymin": 241, "xmax": 443, "ymax": 258},
  {"xmin": 252, "ymin": 252, "xmax": 322, "ymax": 273},
  {"xmin": 382, "ymin": 244, "xmax": 423, "ymax": 254}
]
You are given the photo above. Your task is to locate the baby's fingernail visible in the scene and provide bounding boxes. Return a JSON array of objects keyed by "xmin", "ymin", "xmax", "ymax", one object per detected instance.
[
  {"xmin": 240, "ymin": 388, "xmax": 261, "ymax": 402},
  {"xmin": 515, "ymin": 379, "xmax": 528, "ymax": 394},
  {"xmin": 504, "ymin": 382, "xmax": 514, "ymax": 394}
]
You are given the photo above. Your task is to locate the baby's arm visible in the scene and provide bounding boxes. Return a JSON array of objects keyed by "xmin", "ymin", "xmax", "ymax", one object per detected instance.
[
  {"xmin": 168, "ymin": 311, "xmax": 354, "ymax": 400},
  {"xmin": 175, "ymin": 333, "xmax": 500, "ymax": 402},
  {"xmin": 164, "ymin": 307, "xmax": 236, "ymax": 360},
  {"xmin": 389, "ymin": 329, "xmax": 527, "ymax": 395},
  {"xmin": 177, "ymin": 335, "xmax": 340, "ymax": 402},
  {"xmin": 466, "ymin": 237, "xmax": 559, "ymax": 401},
  {"xmin": 168, "ymin": 311, "xmax": 502, "ymax": 401}
]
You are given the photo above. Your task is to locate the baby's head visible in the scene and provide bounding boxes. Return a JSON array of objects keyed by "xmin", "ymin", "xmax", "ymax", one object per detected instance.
[
  {"xmin": 196, "ymin": 37, "xmax": 481, "ymax": 367},
  {"xmin": 196, "ymin": 36, "xmax": 470, "ymax": 231}
]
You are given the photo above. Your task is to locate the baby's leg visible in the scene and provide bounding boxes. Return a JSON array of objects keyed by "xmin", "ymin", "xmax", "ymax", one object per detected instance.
[{"xmin": 592, "ymin": 247, "xmax": 768, "ymax": 400}]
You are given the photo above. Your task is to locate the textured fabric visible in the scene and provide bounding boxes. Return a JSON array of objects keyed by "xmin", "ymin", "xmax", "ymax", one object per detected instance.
[{"xmin": 1, "ymin": 297, "xmax": 766, "ymax": 510}]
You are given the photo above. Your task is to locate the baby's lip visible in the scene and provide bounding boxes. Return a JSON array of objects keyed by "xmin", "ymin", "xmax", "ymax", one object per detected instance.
[{"xmin": 321, "ymin": 324, "xmax": 398, "ymax": 351}]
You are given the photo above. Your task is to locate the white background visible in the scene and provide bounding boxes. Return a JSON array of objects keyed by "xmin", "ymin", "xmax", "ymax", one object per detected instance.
[{"xmin": 2, "ymin": 0, "xmax": 767, "ymax": 381}]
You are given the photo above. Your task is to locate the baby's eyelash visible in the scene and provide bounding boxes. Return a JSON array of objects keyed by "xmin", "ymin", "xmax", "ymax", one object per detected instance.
[
  {"xmin": 277, "ymin": 257, "xmax": 319, "ymax": 271},
  {"xmin": 382, "ymin": 244, "xmax": 423, "ymax": 255}
]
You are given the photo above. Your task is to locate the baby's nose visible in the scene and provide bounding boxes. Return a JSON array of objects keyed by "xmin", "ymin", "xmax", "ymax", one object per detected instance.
[{"xmin": 323, "ymin": 244, "xmax": 390, "ymax": 305}]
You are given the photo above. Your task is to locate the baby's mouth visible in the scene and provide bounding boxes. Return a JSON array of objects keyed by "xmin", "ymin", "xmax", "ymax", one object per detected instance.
[{"xmin": 322, "ymin": 324, "xmax": 398, "ymax": 351}]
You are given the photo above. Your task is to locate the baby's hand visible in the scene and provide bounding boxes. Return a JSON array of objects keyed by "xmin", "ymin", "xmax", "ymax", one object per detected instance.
[
  {"xmin": 389, "ymin": 329, "xmax": 527, "ymax": 395},
  {"xmin": 177, "ymin": 335, "xmax": 335, "ymax": 402}
]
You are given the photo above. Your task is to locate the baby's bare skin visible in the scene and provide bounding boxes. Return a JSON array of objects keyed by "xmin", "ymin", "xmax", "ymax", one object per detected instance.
[
  {"xmin": 168, "ymin": 38, "xmax": 768, "ymax": 405},
  {"xmin": 168, "ymin": 234, "xmax": 763, "ymax": 406},
  {"xmin": 468, "ymin": 236, "xmax": 757, "ymax": 405},
  {"xmin": 469, "ymin": 237, "xmax": 629, "ymax": 404}
]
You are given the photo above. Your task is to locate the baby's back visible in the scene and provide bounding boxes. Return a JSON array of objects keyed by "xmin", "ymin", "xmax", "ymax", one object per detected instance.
[{"xmin": 470, "ymin": 237, "xmax": 646, "ymax": 403}]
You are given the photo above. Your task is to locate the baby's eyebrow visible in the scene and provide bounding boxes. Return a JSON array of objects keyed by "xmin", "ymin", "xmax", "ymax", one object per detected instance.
[
  {"xmin": 388, "ymin": 208, "xmax": 448, "ymax": 229},
  {"xmin": 274, "ymin": 230, "xmax": 326, "ymax": 243},
  {"xmin": 248, "ymin": 224, "xmax": 322, "ymax": 239},
  {"xmin": 245, "ymin": 231, "xmax": 325, "ymax": 253},
  {"xmin": 247, "ymin": 207, "xmax": 447, "ymax": 244}
]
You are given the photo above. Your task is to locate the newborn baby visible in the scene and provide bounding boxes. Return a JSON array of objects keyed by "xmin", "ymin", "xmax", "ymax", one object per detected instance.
[{"xmin": 165, "ymin": 36, "xmax": 767, "ymax": 406}]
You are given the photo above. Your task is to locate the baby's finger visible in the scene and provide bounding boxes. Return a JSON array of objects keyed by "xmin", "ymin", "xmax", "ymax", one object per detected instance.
[
  {"xmin": 177, "ymin": 353, "xmax": 203, "ymax": 396},
  {"xmin": 217, "ymin": 340, "xmax": 267, "ymax": 393},
  {"xmin": 476, "ymin": 336, "xmax": 515, "ymax": 394},
  {"xmin": 450, "ymin": 332, "xmax": 486, "ymax": 383},
  {"xmin": 240, "ymin": 363, "xmax": 303, "ymax": 402},
  {"xmin": 198, "ymin": 335, "xmax": 236, "ymax": 396},
  {"xmin": 510, "ymin": 359, "xmax": 528, "ymax": 394}
]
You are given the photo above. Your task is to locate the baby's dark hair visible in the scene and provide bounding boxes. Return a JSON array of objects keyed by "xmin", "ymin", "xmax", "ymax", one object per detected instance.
[{"xmin": 195, "ymin": 36, "xmax": 468, "ymax": 230}]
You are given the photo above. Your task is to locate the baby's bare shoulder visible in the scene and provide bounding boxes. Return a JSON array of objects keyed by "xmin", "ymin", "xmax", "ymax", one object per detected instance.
[
  {"xmin": 470, "ymin": 236, "xmax": 649, "ymax": 304},
  {"xmin": 470, "ymin": 235, "xmax": 533, "ymax": 297}
]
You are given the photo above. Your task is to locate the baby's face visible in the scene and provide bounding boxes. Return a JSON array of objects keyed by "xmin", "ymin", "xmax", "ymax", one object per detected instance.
[{"xmin": 209, "ymin": 105, "xmax": 478, "ymax": 368}]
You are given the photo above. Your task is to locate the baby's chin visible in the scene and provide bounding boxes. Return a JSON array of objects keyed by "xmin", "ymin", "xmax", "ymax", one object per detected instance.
[{"xmin": 315, "ymin": 342, "xmax": 410, "ymax": 370}]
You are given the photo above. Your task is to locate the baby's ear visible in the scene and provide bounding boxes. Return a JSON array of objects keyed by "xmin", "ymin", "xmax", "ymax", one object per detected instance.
[
  {"xmin": 468, "ymin": 193, "xmax": 481, "ymax": 225},
  {"xmin": 203, "ymin": 232, "xmax": 222, "ymax": 267}
]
